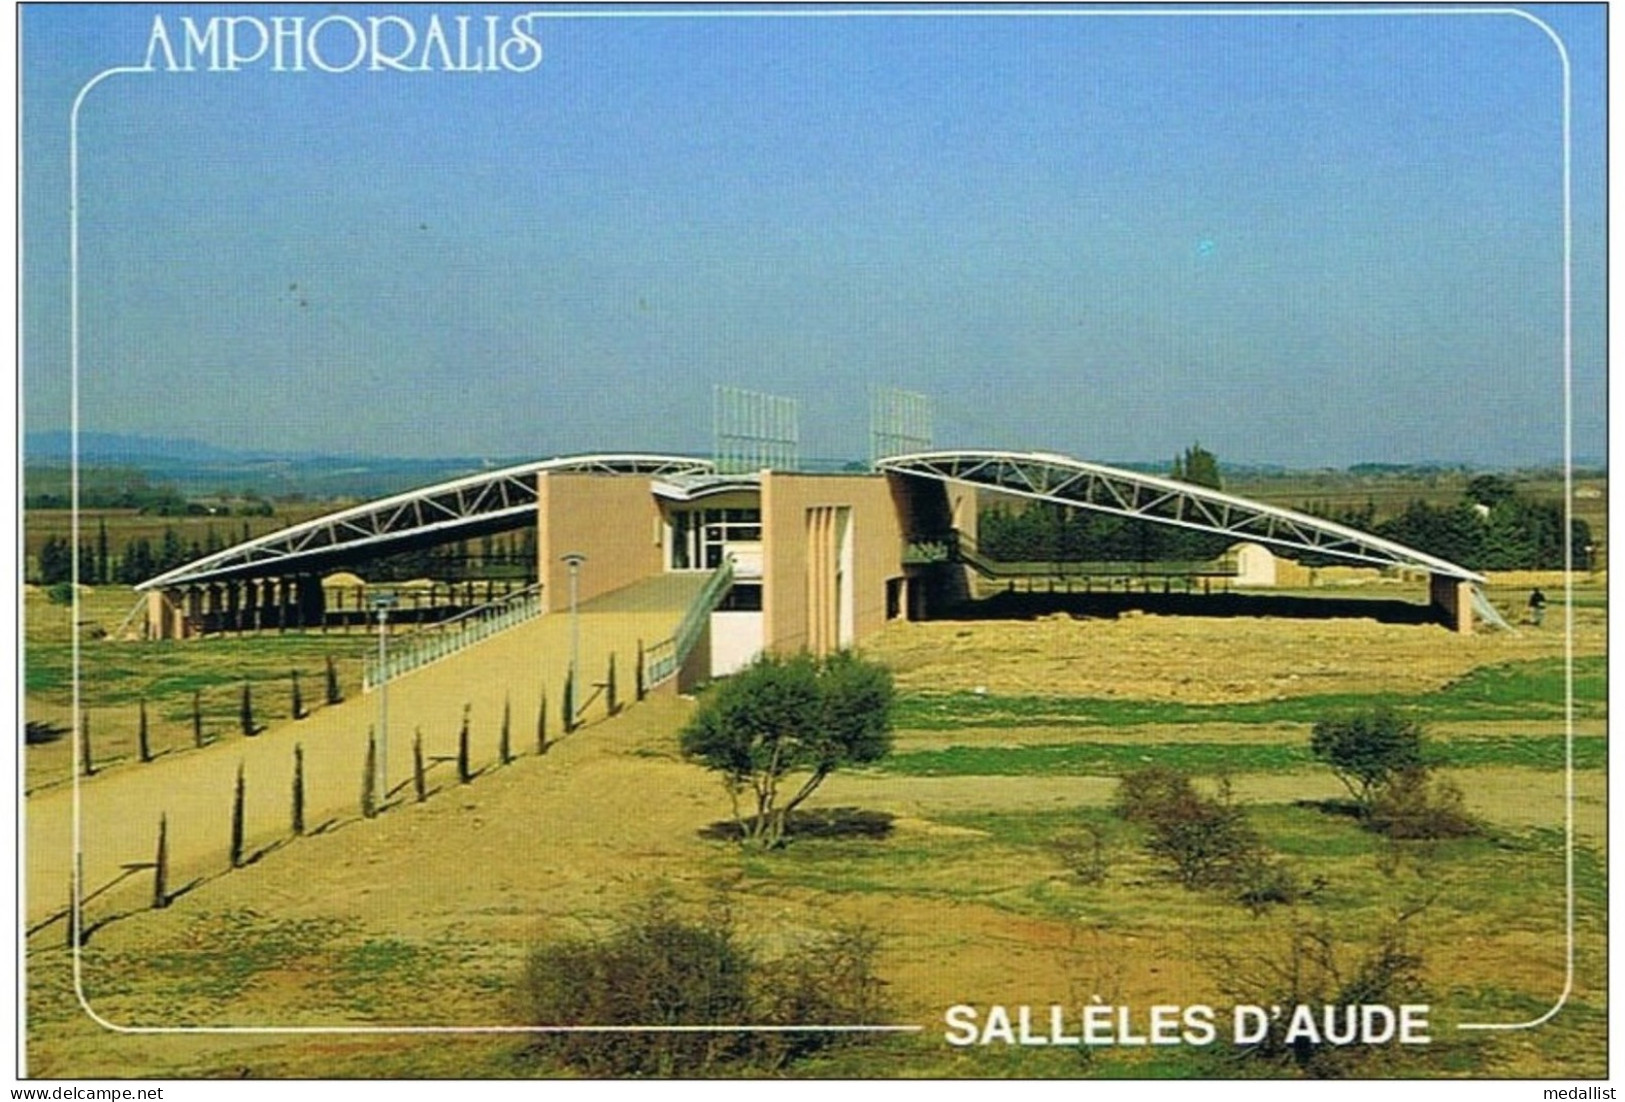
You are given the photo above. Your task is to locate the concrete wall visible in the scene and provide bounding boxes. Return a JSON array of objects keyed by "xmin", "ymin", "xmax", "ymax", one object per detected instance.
[
  {"xmin": 537, "ymin": 473, "xmax": 663, "ymax": 612},
  {"xmin": 760, "ymin": 473, "xmax": 907, "ymax": 656},
  {"xmin": 1230, "ymin": 542, "xmax": 1277, "ymax": 587}
]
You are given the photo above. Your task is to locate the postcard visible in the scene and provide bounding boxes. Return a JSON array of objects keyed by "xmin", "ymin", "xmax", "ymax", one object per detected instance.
[{"xmin": 18, "ymin": 2, "xmax": 1608, "ymax": 1089}]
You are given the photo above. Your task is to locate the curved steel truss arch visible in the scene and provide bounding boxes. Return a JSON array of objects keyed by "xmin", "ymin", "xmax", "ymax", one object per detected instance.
[
  {"xmin": 877, "ymin": 450, "xmax": 1485, "ymax": 583},
  {"xmin": 137, "ymin": 454, "xmax": 713, "ymax": 590}
]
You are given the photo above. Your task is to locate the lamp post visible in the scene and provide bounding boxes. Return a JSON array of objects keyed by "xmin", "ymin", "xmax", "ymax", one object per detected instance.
[
  {"xmin": 561, "ymin": 553, "xmax": 586, "ymax": 727},
  {"xmin": 372, "ymin": 589, "xmax": 398, "ymax": 797}
]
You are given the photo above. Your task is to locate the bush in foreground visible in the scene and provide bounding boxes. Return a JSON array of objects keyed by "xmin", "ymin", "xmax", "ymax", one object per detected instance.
[
  {"xmin": 1115, "ymin": 768, "xmax": 1306, "ymax": 909},
  {"xmin": 519, "ymin": 897, "xmax": 887, "ymax": 1076}
]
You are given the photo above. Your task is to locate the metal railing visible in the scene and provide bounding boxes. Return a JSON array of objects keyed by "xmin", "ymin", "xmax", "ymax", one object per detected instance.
[
  {"xmin": 362, "ymin": 583, "xmax": 542, "ymax": 692},
  {"xmin": 644, "ymin": 559, "xmax": 735, "ymax": 688}
]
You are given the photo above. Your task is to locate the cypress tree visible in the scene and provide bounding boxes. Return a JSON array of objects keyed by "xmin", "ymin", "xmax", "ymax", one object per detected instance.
[
  {"xmin": 500, "ymin": 695, "xmax": 512, "ymax": 765},
  {"xmin": 290, "ymin": 669, "xmax": 304, "ymax": 720},
  {"xmin": 292, "ymin": 744, "xmax": 306, "ymax": 835},
  {"xmin": 412, "ymin": 728, "xmax": 427, "ymax": 803},
  {"xmin": 362, "ymin": 728, "xmax": 378, "ymax": 819},
  {"xmin": 192, "ymin": 689, "xmax": 204, "ymax": 748},
  {"xmin": 239, "ymin": 681, "xmax": 257, "ymax": 737},
  {"xmin": 606, "ymin": 652, "xmax": 618, "ymax": 716},
  {"xmin": 96, "ymin": 517, "xmax": 110, "ymax": 586},
  {"xmin": 137, "ymin": 699, "xmax": 151, "ymax": 763},
  {"xmin": 457, "ymin": 705, "xmax": 472, "ymax": 784},
  {"xmin": 152, "ymin": 813, "xmax": 169, "ymax": 909},
  {"xmin": 635, "ymin": 638, "xmax": 646, "ymax": 702},
  {"xmin": 79, "ymin": 712, "xmax": 94, "ymax": 777},
  {"xmin": 563, "ymin": 668, "xmax": 576, "ymax": 734},
  {"xmin": 325, "ymin": 655, "xmax": 343, "ymax": 705}
]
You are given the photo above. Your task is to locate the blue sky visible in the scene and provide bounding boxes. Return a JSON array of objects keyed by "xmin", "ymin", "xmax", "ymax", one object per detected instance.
[{"xmin": 22, "ymin": 4, "xmax": 1606, "ymax": 467}]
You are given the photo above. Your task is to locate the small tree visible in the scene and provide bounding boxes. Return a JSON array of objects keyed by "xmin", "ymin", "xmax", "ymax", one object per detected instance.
[
  {"xmin": 606, "ymin": 652, "xmax": 619, "ymax": 716},
  {"xmin": 499, "ymin": 695, "xmax": 513, "ymax": 765},
  {"xmin": 290, "ymin": 669, "xmax": 305, "ymax": 720},
  {"xmin": 1309, "ymin": 706, "xmax": 1425, "ymax": 812},
  {"xmin": 679, "ymin": 652, "xmax": 894, "ymax": 849},
  {"xmin": 192, "ymin": 690, "xmax": 204, "ymax": 748},
  {"xmin": 230, "ymin": 763, "xmax": 246, "ymax": 867},
  {"xmin": 562, "ymin": 668, "xmax": 577, "ymax": 734},
  {"xmin": 635, "ymin": 639, "xmax": 647, "ymax": 702}
]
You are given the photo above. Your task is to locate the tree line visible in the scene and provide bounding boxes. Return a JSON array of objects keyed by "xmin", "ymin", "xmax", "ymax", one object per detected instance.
[
  {"xmin": 31, "ymin": 520, "xmax": 539, "ymax": 587},
  {"xmin": 979, "ymin": 443, "xmax": 1232, "ymax": 564},
  {"xmin": 979, "ymin": 449, "xmax": 1590, "ymax": 573},
  {"xmin": 1299, "ymin": 474, "xmax": 1592, "ymax": 572}
]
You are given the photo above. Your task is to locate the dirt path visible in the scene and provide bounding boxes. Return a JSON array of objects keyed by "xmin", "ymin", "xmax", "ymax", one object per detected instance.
[{"xmin": 26, "ymin": 576, "xmax": 704, "ymax": 930}]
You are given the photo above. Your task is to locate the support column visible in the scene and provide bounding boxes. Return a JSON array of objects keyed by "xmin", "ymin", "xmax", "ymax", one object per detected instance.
[
  {"xmin": 146, "ymin": 589, "xmax": 184, "ymax": 640},
  {"xmin": 183, "ymin": 587, "xmax": 202, "ymax": 639},
  {"xmin": 1429, "ymin": 573, "xmax": 1474, "ymax": 635}
]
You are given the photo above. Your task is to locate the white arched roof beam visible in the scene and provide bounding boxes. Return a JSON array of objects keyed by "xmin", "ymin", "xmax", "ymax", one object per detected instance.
[
  {"xmin": 877, "ymin": 450, "xmax": 1485, "ymax": 584},
  {"xmin": 137, "ymin": 454, "xmax": 713, "ymax": 590}
]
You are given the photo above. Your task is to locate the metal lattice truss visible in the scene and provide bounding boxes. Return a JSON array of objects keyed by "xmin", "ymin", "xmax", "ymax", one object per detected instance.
[
  {"xmin": 878, "ymin": 450, "xmax": 1485, "ymax": 583},
  {"xmin": 137, "ymin": 454, "xmax": 713, "ymax": 590}
]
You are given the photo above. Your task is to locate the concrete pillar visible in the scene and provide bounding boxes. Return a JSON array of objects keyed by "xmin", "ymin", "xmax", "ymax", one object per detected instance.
[
  {"xmin": 257, "ymin": 579, "xmax": 275, "ymax": 629},
  {"xmin": 1429, "ymin": 573, "xmax": 1474, "ymax": 634},
  {"xmin": 146, "ymin": 590, "xmax": 182, "ymax": 640}
]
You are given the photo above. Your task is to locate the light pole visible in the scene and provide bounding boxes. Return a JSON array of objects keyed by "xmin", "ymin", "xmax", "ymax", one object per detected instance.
[
  {"xmin": 372, "ymin": 589, "xmax": 398, "ymax": 798},
  {"xmin": 561, "ymin": 553, "xmax": 586, "ymax": 727}
]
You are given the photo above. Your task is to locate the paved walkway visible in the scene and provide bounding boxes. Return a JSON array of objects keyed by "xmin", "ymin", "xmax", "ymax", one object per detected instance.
[{"xmin": 26, "ymin": 574, "xmax": 707, "ymax": 932}]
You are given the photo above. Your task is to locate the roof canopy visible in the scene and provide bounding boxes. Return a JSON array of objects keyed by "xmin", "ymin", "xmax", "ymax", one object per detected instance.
[{"xmin": 878, "ymin": 449, "xmax": 1484, "ymax": 583}]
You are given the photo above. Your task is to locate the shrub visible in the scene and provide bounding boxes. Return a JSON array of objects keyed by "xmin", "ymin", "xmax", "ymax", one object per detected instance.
[
  {"xmin": 1215, "ymin": 913, "xmax": 1430, "ymax": 1078},
  {"xmin": 1118, "ymin": 770, "xmax": 1257, "ymax": 890},
  {"xmin": 1144, "ymin": 784, "xmax": 1257, "ymax": 890},
  {"xmin": 1113, "ymin": 765, "xmax": 1194, "ymax": 825},
  {"xmin": 520, "ymin": 896, "xmax": 888, "ymax": 1076},
  {"xmin": 521, "ymin": 897, "xmax": 752, "ymax": 1076},
  {"xmin": 1366, "ymin": 767, "xmax": 1479, "ymax": 840},
  {"xmin": 753, "ymin": 925, "xmax": 889, "ymax": 1070},
  {"xmin": 1232, "ymin": 849, "xmax": 1315, "ymax": 914}
]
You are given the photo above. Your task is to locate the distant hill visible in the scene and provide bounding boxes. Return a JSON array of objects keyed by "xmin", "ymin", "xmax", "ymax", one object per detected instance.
[{"xmin": 25, "ymin": 431, "xmax": 252, "ymax": 463}]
